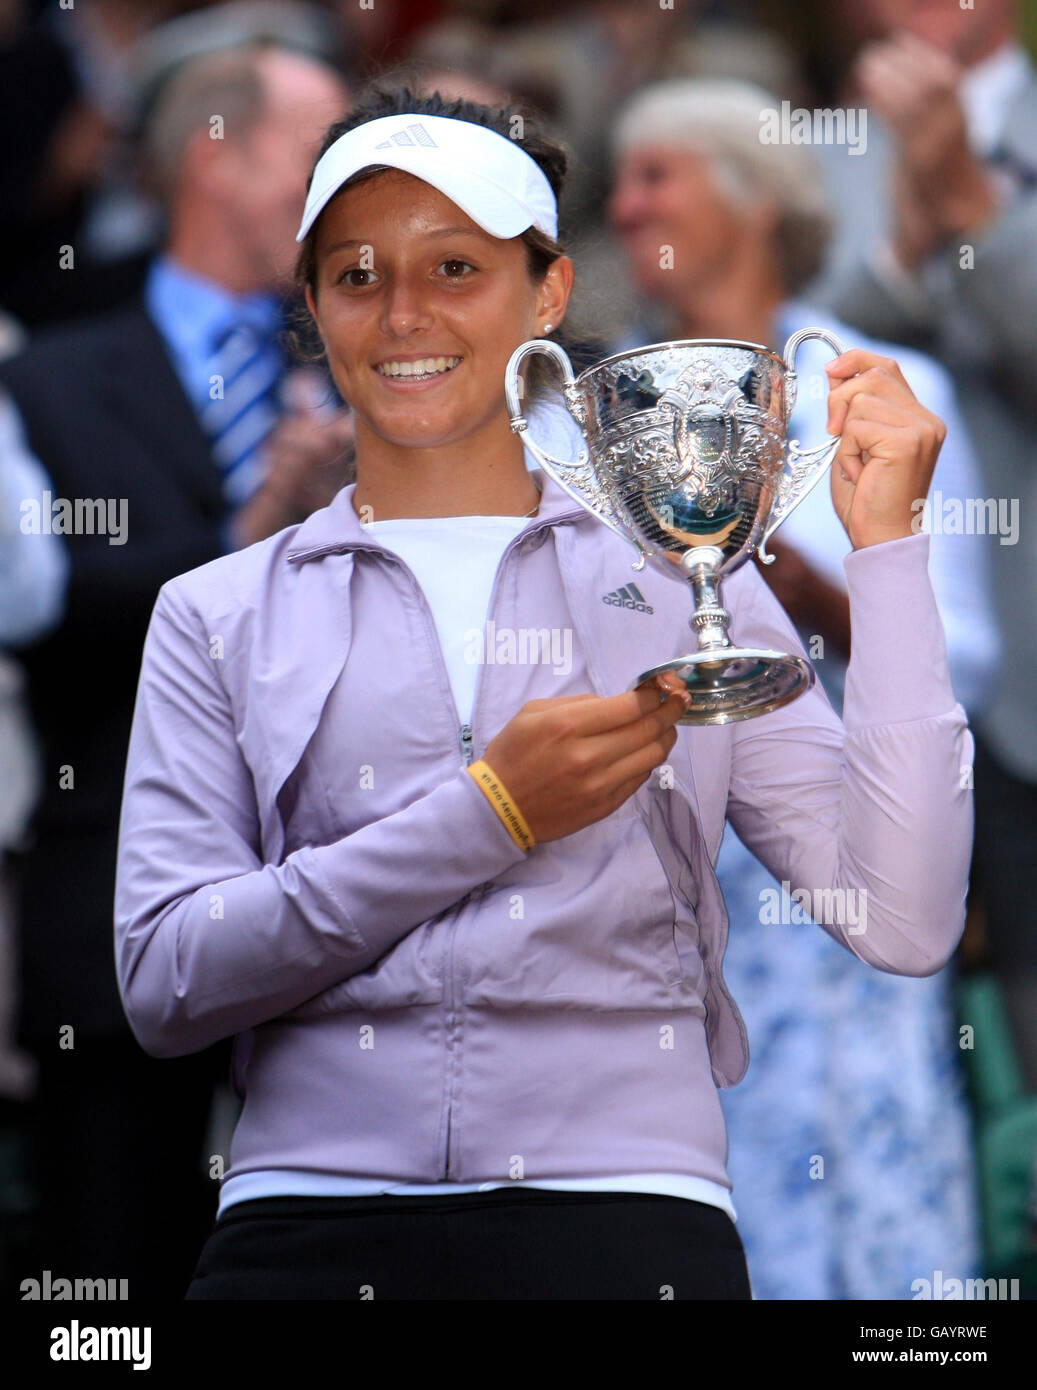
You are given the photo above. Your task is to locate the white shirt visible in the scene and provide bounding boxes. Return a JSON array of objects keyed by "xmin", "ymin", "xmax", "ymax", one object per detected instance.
[
  {"xmin": 364, "ymin": 513, "xmax": 528, "ymax": 726},
  {"xmin": 959, "ymin": 41, "xmax": 1032, "ymax": 157}
]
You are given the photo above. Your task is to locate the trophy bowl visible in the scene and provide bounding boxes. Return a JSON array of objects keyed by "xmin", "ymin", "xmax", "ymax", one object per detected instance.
[{"xmin": 505, "ymin": 330, "xmax": 845, "ymax": 725}]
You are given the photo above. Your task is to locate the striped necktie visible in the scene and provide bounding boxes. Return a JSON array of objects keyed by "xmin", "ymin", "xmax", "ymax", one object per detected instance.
[{"xmin": 198, "ymin": 310, "xmax": 284, "ymax": 506}]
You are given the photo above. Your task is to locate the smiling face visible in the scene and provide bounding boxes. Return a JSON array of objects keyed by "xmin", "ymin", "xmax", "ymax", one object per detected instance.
[
  {"xmin": 607, "ymin": 143, "xmax": 749, "ymax": 299},
  {"xmin": 303, "ymin": 168, "xmax": 570, "ymax": 455}
]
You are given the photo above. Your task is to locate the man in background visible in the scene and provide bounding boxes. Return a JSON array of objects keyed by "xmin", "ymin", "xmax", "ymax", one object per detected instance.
[
  {"xmin": 811, "ymin": 0, "xmax": 1037, "ymax": 1095},
  {"xmin": 0, "ymin": 38, "xmax": 349, "ymax": 1299}
]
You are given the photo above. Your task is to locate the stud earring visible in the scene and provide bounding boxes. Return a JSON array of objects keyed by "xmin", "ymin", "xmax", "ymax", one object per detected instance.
[{"xmin": 542, "ymin": 322, "xmax": 553, "ymax": 334}]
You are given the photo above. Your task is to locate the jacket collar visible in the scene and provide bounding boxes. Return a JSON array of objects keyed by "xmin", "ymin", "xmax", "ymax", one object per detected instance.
[{"xmin": 285, "ymin": 466, "xmax": 589, "ymax": 566}]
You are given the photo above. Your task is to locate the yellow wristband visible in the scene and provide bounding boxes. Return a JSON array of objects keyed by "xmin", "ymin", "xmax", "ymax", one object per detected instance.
[{"xmin": 466, "ymin": 759, "xmax": 536, "ymax": 853}]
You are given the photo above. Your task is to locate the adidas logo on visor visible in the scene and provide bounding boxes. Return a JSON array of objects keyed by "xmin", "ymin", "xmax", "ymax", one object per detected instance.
[
  {"xmin": 374, "ymin": 123, "xmax": 439, "ymax": 149},
  {"xmin": 602, "ymin": 583, "xmax": 654, "ymax": 614}
]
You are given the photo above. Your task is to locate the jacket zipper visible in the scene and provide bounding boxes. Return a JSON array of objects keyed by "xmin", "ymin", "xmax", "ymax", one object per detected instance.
[
  {"xmin": 440, "ymin": 528, "xmax": 537, "ymax": 1178},
  {"xmin": 449, "ymin": 721, "xmax": 474, "ymax": 1175},
  {"xmin": 336, "ymin": 520, "xmax": 567, "ymax": 1180}
]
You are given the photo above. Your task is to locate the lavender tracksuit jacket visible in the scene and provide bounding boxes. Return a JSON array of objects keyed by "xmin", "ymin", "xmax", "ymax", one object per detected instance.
[{"xmin": 113, "ymin": 468, "xmax": 974, "ymax": 1193}]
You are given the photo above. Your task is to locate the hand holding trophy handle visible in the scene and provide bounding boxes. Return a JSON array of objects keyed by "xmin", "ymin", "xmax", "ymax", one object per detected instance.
[
  {"xmin": 757, "ymin": 326, "xmax": 846, "ymax": 564},
  {"xmin": 505, "ymin": 340, "xmax": 645, "ymax": 555},
  {"xmin": 503, "ymin": 329, "xmax": 852, "ymax": 724}
]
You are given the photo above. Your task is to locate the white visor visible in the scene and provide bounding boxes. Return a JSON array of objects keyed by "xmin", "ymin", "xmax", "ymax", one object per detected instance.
[{"xmin": 295, "ymin": 113, "xmax": 559, "ymax": 244}]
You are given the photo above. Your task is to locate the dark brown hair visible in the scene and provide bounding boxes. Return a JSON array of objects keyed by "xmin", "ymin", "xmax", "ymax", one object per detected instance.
[{"xmin": 286, "ymin": 81, "xmax": 594, "ymax": 403}]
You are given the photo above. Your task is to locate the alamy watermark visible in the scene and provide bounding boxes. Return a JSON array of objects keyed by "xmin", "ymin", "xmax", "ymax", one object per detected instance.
[
  {"xmin": 463, "ymin": 622, "xmax": 572, "ymax": 676},
  {"xmin": 911, "ymin": 1269, "xmax": 1019, "ymax": 1300},
  {"xmin": 759, "ymin": 100, "xmax": 867, "ymax": 155},
  {"xmin": 20, "ymin": 490, "xmax": 127, "ymax": 546},
  {"xmin": 21, "ymin": 1270, "xmax": 128, "ymax": 1300},
  {"xmin": 49, "ymin": 1321, "xmax": 151, "ymax": 1371},
  {"xmin": 912, "ymin": 491, "xmax": 1019, "ymax": 545},
  {"xmin": 758, "ymin": 880, "xmax": 867, "ymax": 934}
]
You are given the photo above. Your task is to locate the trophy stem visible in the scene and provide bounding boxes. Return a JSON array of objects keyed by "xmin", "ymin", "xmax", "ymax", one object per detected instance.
[
  {"xmin": 633, "ymin": 543, "xmax": 816, "ymax": 724},
  {"xmin": 681, "ymin": 546, "xmax": 732, "ymax": 654}
]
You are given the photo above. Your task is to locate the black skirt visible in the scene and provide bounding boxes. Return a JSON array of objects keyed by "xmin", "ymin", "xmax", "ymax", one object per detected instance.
[{"xmin": 184, "ymin": 1187, "xmax": 753, "ymax": 1300}]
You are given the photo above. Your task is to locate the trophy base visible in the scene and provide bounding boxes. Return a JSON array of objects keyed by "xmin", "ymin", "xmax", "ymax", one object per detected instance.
[{"xmin": 634, "ymin": 649, "xmax": 815, "ymax": 726}]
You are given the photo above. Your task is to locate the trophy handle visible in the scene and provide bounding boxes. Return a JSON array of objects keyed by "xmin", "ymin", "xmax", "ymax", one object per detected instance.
[
  {"xmin": 505, "ymin": 339, "xmax": 646, "ymax": 564},
  {"xmin": 758, "ymin": 326, "xmax": 846, "ymax": 565}
]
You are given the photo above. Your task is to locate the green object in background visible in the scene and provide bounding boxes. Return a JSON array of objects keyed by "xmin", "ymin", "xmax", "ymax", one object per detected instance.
[
  {"xmin": 957, "ymin": 971, "xmax": 1037, "ymax": 1294},
  {"xmin": 1022, "ymin": 0, "xmax": 1037, "ymax": 63}
]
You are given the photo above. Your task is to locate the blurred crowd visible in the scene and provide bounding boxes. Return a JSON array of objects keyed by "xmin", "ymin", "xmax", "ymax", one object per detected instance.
[{"xmin": 1, "ymin": 0, "xmax": 1035, "ymax": 1301}]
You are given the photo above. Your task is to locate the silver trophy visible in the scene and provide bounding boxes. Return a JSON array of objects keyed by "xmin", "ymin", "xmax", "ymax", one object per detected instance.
[{"xmin": 505, "ymin": 330, "xmax": 845, "ymax": 725}]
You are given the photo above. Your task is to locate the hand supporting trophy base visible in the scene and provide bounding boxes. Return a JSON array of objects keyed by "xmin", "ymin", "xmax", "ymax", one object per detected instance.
[
  {"xmin": 633, "ymin": 542, "xmax": 816, "ymax": 722},
  {"xmin": 505, "ymin": 329, "xmax": 846, "ymax": 725}
]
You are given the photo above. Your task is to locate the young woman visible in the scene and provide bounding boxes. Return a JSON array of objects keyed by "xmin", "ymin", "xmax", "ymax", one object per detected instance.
[{"xmin": 114, "ymin": 85, "xmax": 973, "ymax": 1301}]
